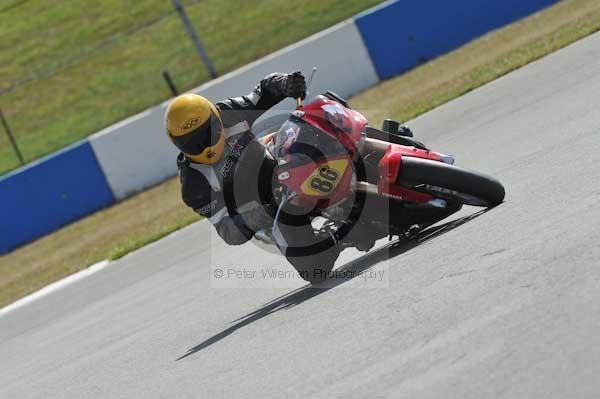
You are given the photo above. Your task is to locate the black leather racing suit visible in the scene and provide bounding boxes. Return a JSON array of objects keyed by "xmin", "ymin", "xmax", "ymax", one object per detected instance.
[
  {"xmin": 177, "ymin": 74, "xmax": 342, "ymax": 277},
  {"xmin": 177, "ymin": 74, "xmax": 469, "ymax": 280},
  {"xmin": 177, "ymin": 74, "xmax": 285, "ymax": 245}
]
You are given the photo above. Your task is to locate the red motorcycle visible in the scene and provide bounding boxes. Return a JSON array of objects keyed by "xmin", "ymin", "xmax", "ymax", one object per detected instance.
[{"xmin": 261, "ymin": 91, "xmax": 505, "ymax": 281}]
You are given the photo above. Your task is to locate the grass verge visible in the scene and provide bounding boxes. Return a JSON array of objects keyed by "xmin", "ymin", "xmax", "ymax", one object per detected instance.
[
  {"xmin": 0, "ymin": 0, "xmax": 382, "ymax": 174},
  {"xmin": 2, "ymin": 0, "xmax": 600, "ymax": 308}
]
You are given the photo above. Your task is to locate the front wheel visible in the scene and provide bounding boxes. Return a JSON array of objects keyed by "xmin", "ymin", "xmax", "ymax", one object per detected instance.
[{"xmin": 398, "ymin": 157, "xmax": 505, "ymax": 207}]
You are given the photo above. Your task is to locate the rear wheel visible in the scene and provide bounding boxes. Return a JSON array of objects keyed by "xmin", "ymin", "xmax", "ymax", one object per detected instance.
[{"xmin": 398, "ymin": 157, "xmax": 505, "ymax": 207}]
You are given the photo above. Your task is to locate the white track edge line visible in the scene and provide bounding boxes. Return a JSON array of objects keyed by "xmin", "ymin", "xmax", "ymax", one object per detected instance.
[{"xmin": 0, "ymin": 259, "xmax": 111, "ymax": 318}]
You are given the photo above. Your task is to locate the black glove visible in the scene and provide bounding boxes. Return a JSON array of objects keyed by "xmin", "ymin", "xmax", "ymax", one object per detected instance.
[{"xmin": 281, "ymin": 71, "xmax": 306, "ymax": 99}]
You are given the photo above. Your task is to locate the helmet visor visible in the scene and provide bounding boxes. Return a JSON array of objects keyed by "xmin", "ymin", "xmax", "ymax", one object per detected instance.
[{"xmin": 170, "ymin": 112, "xmax": 222, "ymax": 155}]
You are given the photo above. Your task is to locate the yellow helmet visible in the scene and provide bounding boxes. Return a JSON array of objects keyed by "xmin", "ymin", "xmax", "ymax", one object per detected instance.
[{"xmin": 165, "ymin": 93, "xmax": 224, "ymax": 164}]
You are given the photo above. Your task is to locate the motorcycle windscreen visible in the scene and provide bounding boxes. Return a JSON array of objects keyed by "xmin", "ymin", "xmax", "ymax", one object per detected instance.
[{"xmin": 274, "ymin": 118, "xmax": 349, "ymax": 165}]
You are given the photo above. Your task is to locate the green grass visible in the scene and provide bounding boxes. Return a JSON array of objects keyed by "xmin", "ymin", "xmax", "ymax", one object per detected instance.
[
  {"xmin": 0, "ymin": 0, "xmax": 383, "ymax": 174},
  {"xmin": 2, "ymin": 0, "xmax": 600, "ymax": 308}
]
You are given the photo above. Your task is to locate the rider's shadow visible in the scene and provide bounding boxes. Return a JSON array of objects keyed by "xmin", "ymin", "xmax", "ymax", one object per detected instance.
[{"xmin": 176, "ymin": 208, "xmax": 489, "ymax": 361}]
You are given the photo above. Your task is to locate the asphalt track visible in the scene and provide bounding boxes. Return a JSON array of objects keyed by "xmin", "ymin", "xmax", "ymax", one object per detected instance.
[{"xmin": 3, "ymin": 32, "xmax": 600, "ymax": 399}]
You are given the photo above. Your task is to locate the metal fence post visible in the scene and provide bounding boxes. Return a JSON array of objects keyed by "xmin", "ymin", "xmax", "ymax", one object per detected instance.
[
  {"xmin": 172, "ymin": 0, "xmax": 218, "ymax": 79},
  {"xmin": 162, "ymin": 70, "xmax": 180, "ymax": 97},
  {"xmin": 0, "ymin": 107, "xmax": 25, "ymax": 166}
]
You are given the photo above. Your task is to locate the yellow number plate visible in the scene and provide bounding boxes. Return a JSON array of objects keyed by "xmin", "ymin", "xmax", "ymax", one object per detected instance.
[{"xmin": 300, "ymin": 159, "xmax": 348, "ymax": 197}]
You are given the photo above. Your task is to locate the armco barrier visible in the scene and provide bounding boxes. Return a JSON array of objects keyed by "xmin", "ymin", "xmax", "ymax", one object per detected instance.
[
  {"xmin": 354, "ymin": 0, "xmax": 560, "ymax": 79},
  {"xmin": 0, "ymin": 141, "xmax": 114, "ymax": 253},
  {"xmin": 89, "ymin": 19, "xmax": 379, "ymax": 200}
]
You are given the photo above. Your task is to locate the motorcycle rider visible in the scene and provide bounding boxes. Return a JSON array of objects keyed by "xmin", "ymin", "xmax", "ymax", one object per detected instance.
[{"xmin": 165, "ymin": 72, "xmax": 343, "ymax": 281}]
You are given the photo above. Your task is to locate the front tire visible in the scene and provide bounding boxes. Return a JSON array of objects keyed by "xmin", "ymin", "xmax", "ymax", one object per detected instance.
[{"xmin": 398, "ymin": 157, "xmax": 505, "ymax": 207}]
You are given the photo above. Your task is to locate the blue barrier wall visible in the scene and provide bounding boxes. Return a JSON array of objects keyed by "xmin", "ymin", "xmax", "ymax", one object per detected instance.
[
  {"xmin": 355, "ymin": 0, "xmax": 560, "ymax": 79},
  {"xmin": 0, "ymin": 141, "xmax": 114, "ymax": 253}
]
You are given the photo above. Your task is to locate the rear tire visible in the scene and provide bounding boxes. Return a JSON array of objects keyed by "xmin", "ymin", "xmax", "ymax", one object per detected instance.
[{"xmin": 398, "ymin": 157, "xmax": 505, "ymax": 207}]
